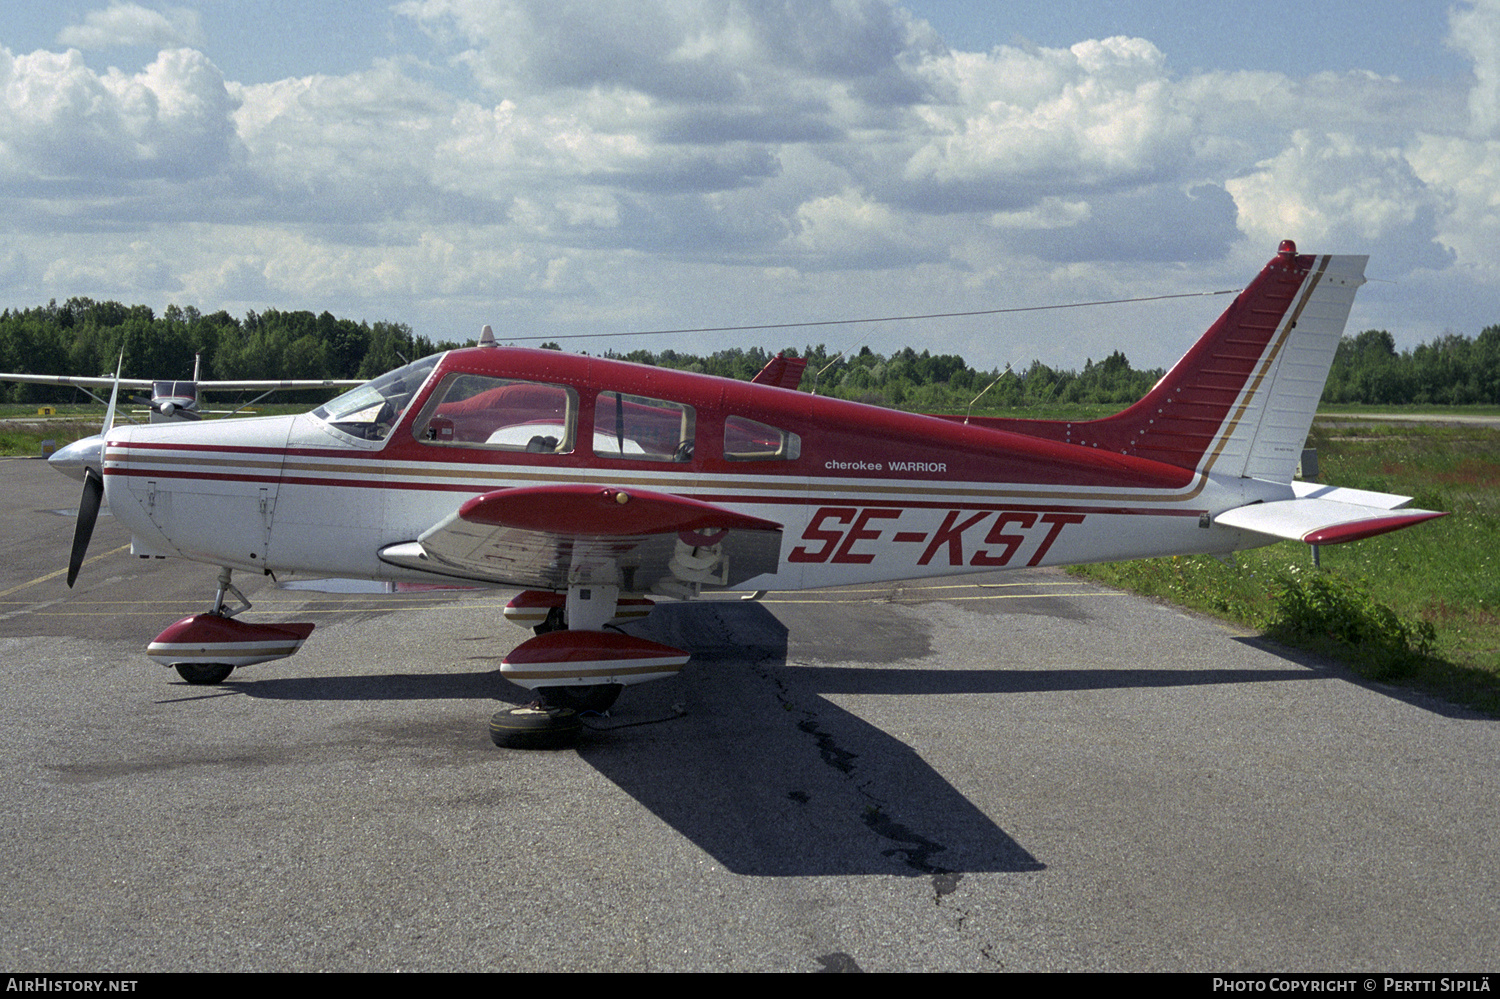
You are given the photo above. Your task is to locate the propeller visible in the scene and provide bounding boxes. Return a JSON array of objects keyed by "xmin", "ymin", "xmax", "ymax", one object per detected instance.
[
  {"xmin": 65, "ymin": 351, "xmax": 122, "ymax": 589},
  {"xmin": 66, "ymin": 468, "xmax": 103, "ymax": 588}
]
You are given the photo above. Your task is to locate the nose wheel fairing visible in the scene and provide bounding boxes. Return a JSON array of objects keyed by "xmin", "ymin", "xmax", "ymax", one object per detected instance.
[
  {"xmin": 500, "ymin": 629, "xmax": 690, "ymax": 690},
  {"xmin": 145, "ymin": 567, "xmax": 316, "ymax": 684},
  {"xmin": 146, "ymin": 614, "xmax": 316, "ymax": 671}
]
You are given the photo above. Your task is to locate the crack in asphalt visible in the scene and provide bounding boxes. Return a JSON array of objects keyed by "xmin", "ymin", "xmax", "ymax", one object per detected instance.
[{"xmin": 776, "ymin": 672, "xmax": 963, "ymax": 902}]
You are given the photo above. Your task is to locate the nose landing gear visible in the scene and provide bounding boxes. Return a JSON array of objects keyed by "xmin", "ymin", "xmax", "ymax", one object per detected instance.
[{"xmin": 145, "ymin": 568, "xmax": 316, "ymax": 685}]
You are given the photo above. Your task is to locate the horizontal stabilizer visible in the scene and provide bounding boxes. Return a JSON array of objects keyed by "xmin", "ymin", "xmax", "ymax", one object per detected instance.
[
  {"xmin": 1216, "ymin": 496, "xmax": 1445, "ymax": 545},
  {"xmin": 1289, "ymin": 481, "xmax": 1413, "ymax": 509},
  {"xmin": 750, "ymin": 353, "xmax": 808, "ymax": 390}
]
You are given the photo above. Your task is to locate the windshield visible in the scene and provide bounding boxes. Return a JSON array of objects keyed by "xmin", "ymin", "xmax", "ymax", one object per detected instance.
[
  {"xmin": 153, "ymin": 381, "xmax": 195, "ymax": 399},
  {"xmin": 313, "ymin": 354, "xmax": 442, "ymax": 441}
]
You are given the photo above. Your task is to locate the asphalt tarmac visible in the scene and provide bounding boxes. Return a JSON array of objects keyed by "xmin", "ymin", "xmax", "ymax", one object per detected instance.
[{"xmin": 1, "ymin": 456, "xmax": 1496, "ymax": 972}]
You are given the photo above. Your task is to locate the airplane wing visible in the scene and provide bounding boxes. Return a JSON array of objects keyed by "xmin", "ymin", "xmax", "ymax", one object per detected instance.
[
  {"xmin": 0, "ymin": 372, "xmax": 153, "ymax": 390},
  {"xmin": 1216, "ymin": 484, "xmax": 1445, "ymax": 544},
  {"xmin": 0, "ymin": 372, "xmax": 360, "ymax": 392},
  {"xmin": 378, "ymin": 484, "xmax": 784, "ymax": 592},
  {"xmin": 198, "ymin": 379, "xmax": 363, "ymax": 391}
]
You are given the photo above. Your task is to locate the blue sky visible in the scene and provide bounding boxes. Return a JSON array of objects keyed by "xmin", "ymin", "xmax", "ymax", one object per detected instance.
[
  {"xmin": 905, "ymin": 1, "xmax": 1465, "ymax": 79},
  {"xmin": 2, "ymin": 2, "xmax": 1497, "ymax": 373}
]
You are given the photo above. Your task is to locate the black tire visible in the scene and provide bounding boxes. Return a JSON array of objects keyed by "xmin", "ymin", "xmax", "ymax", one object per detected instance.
[
  {"xmin": 538, "ymin": 683, "xmax": 622, "ymax": 713},
  {"xmin": 489, "ymin": 706, "xmax": 583, "ymax": 749},
  {"xmin": 532, "ymin": 606, "xmax": 567, "ymax": 636},
  {"xmin": 175, "ymin": 663, "xmax": 234, "ymax": 685}
]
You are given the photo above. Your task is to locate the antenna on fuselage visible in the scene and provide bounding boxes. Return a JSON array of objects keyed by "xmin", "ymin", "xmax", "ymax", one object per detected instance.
[
  {"xmin": 809, "ymin": 333, "xmax": 866, "ymax": 395},
  {"xmin": 478, "ymin": 324, "xmax": 496, "ymax": 348},
  {"xmin": 964, "ymin": 364, "xmax": 1011, "ymax": 424},
  {"xmin": 810, "ymin": 350, "xmax": 847, "ymax": 396}
]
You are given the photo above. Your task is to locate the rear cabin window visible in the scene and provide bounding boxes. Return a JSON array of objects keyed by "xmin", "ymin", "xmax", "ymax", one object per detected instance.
[
  {"xmin": 724, "ymin": 415, "xmax": 801, "ymax": 461},
  {"xmin": 412, "ymin": 374, "xmax": 576, "ymax": 453},
  {"xmin": 593, "ymin": 392, "xmax": 695, "ymax": 462}
]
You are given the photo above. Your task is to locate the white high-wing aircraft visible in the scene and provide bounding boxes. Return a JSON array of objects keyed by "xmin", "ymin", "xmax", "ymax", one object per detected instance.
[
  {"xmin": 54, "ymin": 242, "xmax": 1444, "ymax": 747},
  {"xmin": 2, "ymin": 354, "xmax": 361, "ymax": 423}
]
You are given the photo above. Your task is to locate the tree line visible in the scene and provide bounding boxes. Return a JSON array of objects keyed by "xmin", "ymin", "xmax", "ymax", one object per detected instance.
[
  {"xmin": 0, "ymin": 297, "xmax": 460, "ymax": 404},
  {"xmin": 4, "ymin": 296, "xmax": 1499, "ymax": 410},
  {"xmin": 602, "ymin": 343, "xmax": 1163, "ymax": 411},
  {"xmin": 1323, "ymin": 327, "xmax": 1500, "ymax": 405}
]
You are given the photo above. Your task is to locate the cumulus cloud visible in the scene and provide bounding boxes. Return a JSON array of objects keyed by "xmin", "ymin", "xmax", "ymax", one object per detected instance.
[
  {"xmin": 56, "ymin": 3, "xmax": 205, "ymax": 51},
  {"xmin": 231, "ymin": 63, "xmax": 470, "ymax": 224},
  {"xmin": 397, "ymin": 0, "xmax": 939, "ymax": 143},
  {"xmin": 1374, "ymin": 1, "xmax": 1500, "ymax": 284},
  {"xmin": 1408, "ymin": 134, "xmax": 1500, "ymax": 276},
  {"xmin": 1451, "ymin": 0, "xmax": 1500, "ymax": 137},
  {"xmin": 790, "ymin": 187, "xmax": 910, "ymax": 264},
  {"xmin": 399, "ymin": 0, "xmax": 938, "ymax": 90},
  {"xmin": 1226, "ymin": 131, "xmax": 1447, "ymax": 268},
  {"xmin": 0, "ymin": 46, "xmax": 239, "ymax": 183},
  {"xmin": 1001, "ymin": 184, "xmax": 1240, "ymax": 263},
  {"xmin": 42, "ymin": 239, "xmax": 181, "ymax": 294},
  {"xmin": 897, "ymin": 37, "xmax": 1193, "ymax": 211}
]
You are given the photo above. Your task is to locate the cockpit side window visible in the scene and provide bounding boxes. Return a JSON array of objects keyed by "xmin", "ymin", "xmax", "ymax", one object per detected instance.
[
  {"xmin": 724, "ymin": 415, "xmax": 801, "ymax": 461},
  {"xmin": 593, "ymin": 392, "xmax": 695, "ymax": 461},
  {"xmin": 412, "ymin": 374, "xmax": 577, "ymax": 453}
]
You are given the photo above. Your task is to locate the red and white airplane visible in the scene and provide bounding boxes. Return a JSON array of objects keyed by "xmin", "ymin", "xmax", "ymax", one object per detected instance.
[{"xmin": 55, "ymin": 241, "xmax": 1444, "ymax": 745}]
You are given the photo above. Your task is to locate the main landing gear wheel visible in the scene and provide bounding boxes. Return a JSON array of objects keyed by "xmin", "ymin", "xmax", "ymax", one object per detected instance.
[
  {"xmin": 489, "ymin": 706, "xmax": 583, "ymax": 749},
  {"xmin": 175, "ymin": 663, "xmax": 234, "ymax": 685},
  {"xmin": 532, "ymin": 607, "xmax": 567, "ymax": 636},
  {"xmin": 538, "ymin": 683, "xmax": 622, "ymax": 713}
]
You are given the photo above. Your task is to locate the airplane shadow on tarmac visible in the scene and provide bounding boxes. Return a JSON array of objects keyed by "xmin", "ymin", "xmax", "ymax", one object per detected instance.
[
  {"xmin": 213, "ymin": 600, "xmax": 1320, "ymax": 879},
  {"xmin": 586, "ymin": 600, "xmax": 1046, "ymax": 879}
]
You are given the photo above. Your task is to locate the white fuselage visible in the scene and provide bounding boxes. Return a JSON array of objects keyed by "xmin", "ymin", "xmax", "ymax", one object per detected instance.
[{"xmin": 102, "ymin": 410, "xmax": 1282, "ymax": 594}]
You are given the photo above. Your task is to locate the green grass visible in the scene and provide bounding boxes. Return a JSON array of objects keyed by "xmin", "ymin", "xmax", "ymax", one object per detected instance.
[
  {"xmin": 0, "ymin": 419, "xmax": 96, "ymax": 457},
  {"xmin": 1072, "ymin": 419, "xmax": 1500, "ymax": 715},
  {"xmin": 1316, "ymin": 402, "xmax": 1500, "ymax": 419}
]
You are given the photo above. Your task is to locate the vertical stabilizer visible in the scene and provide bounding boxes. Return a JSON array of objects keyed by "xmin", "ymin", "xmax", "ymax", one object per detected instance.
[
  {"xmin": 1009, "ymin": 242, "xmax": 1368, "ymax": 482},
  {"xmin": 1197, "ymin": 251, "xmax": 1366, "ymax": 481}
]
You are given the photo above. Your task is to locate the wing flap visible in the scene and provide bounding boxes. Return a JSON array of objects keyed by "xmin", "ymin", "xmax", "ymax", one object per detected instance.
[
  {"xmin": 1217, "ymin": 496, "xmax": 1445, "ymax": 545},
  {"xmin": 452, "ymin": 484, "xmax": 780, "ymax": 535},
  {"xmin": 381, "ymin": 485, "xmax": 783, "ymax": 591}
]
